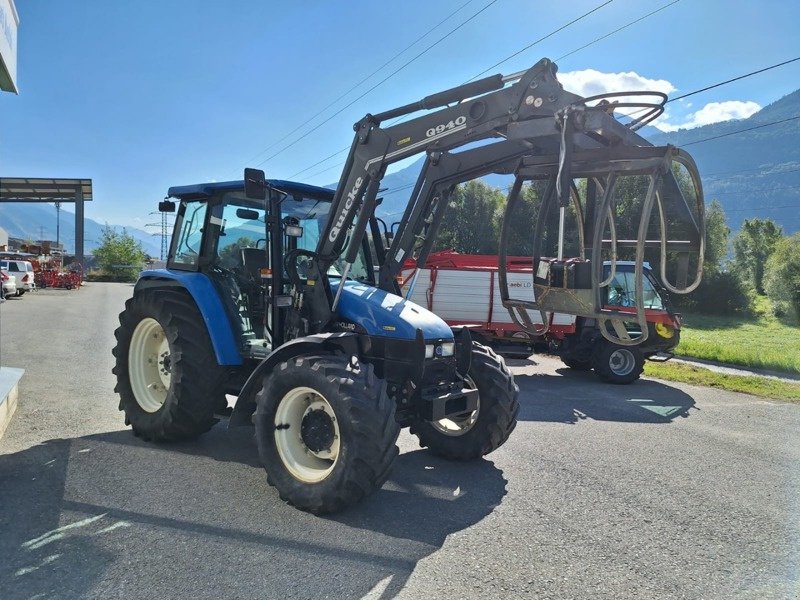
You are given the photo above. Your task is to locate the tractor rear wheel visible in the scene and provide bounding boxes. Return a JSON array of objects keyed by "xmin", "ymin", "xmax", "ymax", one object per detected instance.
[
  {"xmin": 411, "ymin": 342, "xmax": 519, "ymax": 460},
  {"xmin": 254, "ymin": 354, "xmax": 399, "ymax": 514},
  {"xmin": 112, "ymin": 290, "xmax": 227, "ymax": 441},
  {"xmin": 592, "ymin": 341, "xmax": 644, "ymax": 384}
]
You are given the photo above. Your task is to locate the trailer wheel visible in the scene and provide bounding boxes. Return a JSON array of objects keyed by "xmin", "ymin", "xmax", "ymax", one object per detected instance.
[
  {"xmin": 561, "ymin": 355, "xmax": 591, "ymax": 371},
  {"xmin": 112, "ymin": 290, "xmax": 226, "ymax": 441},
  {"xmin": 592, "ymin": 341, "xmax": 644, "ymax": 384},
  {"xmin": 254, "ymin": 354, "xmax": 399, "ymax": 514},
  {"xmin": 411, "ymin": 342, "xmax": 519, "ymax": 460}
]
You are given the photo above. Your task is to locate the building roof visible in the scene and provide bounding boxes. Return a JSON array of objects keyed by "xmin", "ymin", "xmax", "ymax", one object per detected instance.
[{"xmin": 0, "ymin": 177, "xmax": 93, "ymax": 202}]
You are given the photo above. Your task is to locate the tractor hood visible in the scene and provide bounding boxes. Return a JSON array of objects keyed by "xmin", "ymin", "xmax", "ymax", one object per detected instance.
[{"xmin": 332, "ymin": 280, "xmax": 452, "ymax": 341}]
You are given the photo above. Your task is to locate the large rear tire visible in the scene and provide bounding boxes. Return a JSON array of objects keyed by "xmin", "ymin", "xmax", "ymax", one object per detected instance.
[
  {"xmin": 592, "ymin": 341, "xmax": 644, "ymax": 384},
  {"xmin": 411, "ymin": 342, "xmax": 519, "ymax": 460},
  {"xmin": 254, "ymin": 354, "xmax": 399, "ymax": 514},
  {"xmin": 112, "ymin": 290, "xmax": 227, "ymax": 441}
]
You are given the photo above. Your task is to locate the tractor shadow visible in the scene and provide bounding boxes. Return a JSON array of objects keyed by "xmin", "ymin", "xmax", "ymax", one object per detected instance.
[
  {"xmin": 0, "ymin": 427, "xmax": 506, "ymax": 599},
  {"xmin": 506, "ymin": 357, "xmax": 697, "ymax": 424}
]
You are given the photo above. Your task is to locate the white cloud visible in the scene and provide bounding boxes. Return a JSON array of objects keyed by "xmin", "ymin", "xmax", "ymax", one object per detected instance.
[
  {"xmin": 557, "ymin": 68, "xmax": 762, "ymax": 133},
  {"xmin": 559, "ymin": 68, "xmax": 676, "ymax": 117},
  {"xmin": 654, "ymin": 100, "xmax": 761, "ymax": 132}
]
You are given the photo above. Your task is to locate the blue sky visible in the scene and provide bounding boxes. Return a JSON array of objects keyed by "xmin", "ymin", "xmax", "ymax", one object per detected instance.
[{"xmin": 1, "ymin": 0, "xmax": 799, "ymax": 230}]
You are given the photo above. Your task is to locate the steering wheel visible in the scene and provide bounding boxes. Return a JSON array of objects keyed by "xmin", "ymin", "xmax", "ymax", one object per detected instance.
[{"xmin": 284, "ymin": 248, "xmax": 317, "ymax": 287}]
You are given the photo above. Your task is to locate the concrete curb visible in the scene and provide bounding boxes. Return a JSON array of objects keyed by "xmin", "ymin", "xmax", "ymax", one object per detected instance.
[
  {"xmin": 670, "ymin": 356, "xmax": 800, "ymax": 384},
  {"xmin": 0, "ymin": 366, "xmax": 24, "ymax": 439}
]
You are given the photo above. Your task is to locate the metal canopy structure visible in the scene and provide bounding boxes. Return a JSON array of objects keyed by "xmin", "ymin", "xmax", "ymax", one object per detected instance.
[{"xmin": 0, "ymin": 177, "xmax": 93, "ymax": 263}]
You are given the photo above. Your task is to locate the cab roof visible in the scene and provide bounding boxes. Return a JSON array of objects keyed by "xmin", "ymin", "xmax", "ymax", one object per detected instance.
[{"xmin": 167, "ymin": 179, "xmax": 334, "ymax": 201}]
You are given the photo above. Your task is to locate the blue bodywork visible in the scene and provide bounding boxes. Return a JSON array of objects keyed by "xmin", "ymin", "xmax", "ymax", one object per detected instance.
[
  {"xmin": 137, "ymin": 271, "xmax": 453, "ymax": 366},
  {"xmin": 137, "ymin": 269, "xmax": 244, "ymax": 366},
  {"xmin": 167, "ymin": 179, "xmax": 334, "ymax": 201},
  {"xmin": 333, "ymin": 280, "xmax": 453, "ymax": 340}
]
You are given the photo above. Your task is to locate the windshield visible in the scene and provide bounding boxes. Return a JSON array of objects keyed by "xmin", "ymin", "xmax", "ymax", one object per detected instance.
[
  {"xmin": 605, "ymin": 268, "xmax": 665, "ymax": 310},
  {"xmin": 215, "ymin": 191, "xmax": 371, "ymax": 282}
]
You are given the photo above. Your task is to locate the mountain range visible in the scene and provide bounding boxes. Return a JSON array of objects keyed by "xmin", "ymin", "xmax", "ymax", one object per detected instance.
[
  {"xmin": 1, "ymin": 87, "xmax": 798, "ymax": 257},
  {"xmin": 0, "ymin": 202, "xmax": 162, "ymax": 257}
]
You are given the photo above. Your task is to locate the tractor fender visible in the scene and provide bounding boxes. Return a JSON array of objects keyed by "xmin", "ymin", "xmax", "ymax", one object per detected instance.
[
  {"xmin": 228, "ymin": 332, "xmax": 361, "ymax": 428},
  {"xmin": 135, "ymin": 270, "xmax": 243, "ymax": 366}
]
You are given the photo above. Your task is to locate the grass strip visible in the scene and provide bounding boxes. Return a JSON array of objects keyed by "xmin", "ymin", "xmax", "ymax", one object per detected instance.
[
  {"xmin": 675, "ymin": 298, "xmax": 800, "ymax": 375},
  {"xmin": 644, "ymin": 361, "xmax": 800, "ymax": 403}
]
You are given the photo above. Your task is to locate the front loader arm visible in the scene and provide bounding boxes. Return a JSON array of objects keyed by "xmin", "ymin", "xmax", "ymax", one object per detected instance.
[{"xmin": 305, "ymin": 58, "xmax": 574, "ymax": 329}]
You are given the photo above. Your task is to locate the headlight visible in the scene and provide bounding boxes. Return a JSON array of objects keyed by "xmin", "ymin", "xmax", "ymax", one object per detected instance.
[
  {"xmin": 439, "ymin": 342, "xmax": 455, "ymax": 357},
  {"xmin": 425, "ymin": 344, "xmax": 435, "ymax": 359},
  {"xmin": 655, "ymin": 322, "xmax": 674, "ymax": 339}
]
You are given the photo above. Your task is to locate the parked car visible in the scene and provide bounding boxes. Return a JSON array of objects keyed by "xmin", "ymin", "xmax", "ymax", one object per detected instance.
[
  {"xmin": 1, "ymin": 269, "xmax": 18, "ymax": 298},
  {"xmin": 0, "ymin": 259, "xmax": 36, "ymax": 295}
]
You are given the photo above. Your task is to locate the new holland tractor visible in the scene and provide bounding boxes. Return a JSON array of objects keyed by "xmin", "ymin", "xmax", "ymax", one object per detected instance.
[{"xmin": 113, "ymin": 58, "xmax": 704, "ymax": 513}]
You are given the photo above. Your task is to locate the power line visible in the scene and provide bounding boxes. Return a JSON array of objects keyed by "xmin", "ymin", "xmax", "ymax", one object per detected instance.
[
  {"xmin": 683, "ymin": 115, "xmax": 800, "ymax": 146},
  {"xmin": 705, "ymin": 165, "xmax": 800, "ymax": 178},
  {"xmin": 252, "ymin": 0, "xmax": 501, "ymax": 170},
  {"xmin": 290, "ymin": 1, "xmax": 679, "ymax": 182},
  {"xmin": 724, "ymin": 204, "xmax": 800, "ymax": 213},
  {"xmin": 236, "ymin": 0, "xmax": 476, "ymax": 172},
  {"xmin": 468, "ymin": 0, "xmax": 615, "ymax": 81},
  {"xmin": 555, "ymin": 0, "xmax": 680, "ymax": 62},
  {"xmin": 290, "ymin": 1, "xmax": 618, "ymax": 180},
  {"xmin": 668, "ymin": 56, "xmax": 800, "ymax": 103},
  {"xmin": 710, "ymin": 183, "xmax": 800, "ymax": 197}
]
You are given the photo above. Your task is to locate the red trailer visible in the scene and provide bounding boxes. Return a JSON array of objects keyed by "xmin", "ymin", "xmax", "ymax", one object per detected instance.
[{"xmin": 401, "ymin": 251, "xmax": 681, "ymax": 384}]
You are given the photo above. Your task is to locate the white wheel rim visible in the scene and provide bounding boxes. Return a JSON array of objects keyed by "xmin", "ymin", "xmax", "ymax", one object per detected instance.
[
  {"xmin": 609, "ymin": 349, "xmax": 635, "ymax": 376},
  {"xmin": 128, "ymin": 318, "xmax": 171, "ymax": 413},
  {"xmin": 431, "ymin": 376, "xmax": 480, "ymax": 437},
  {"xmin": 274, "ymin": 387, "xmax": 341, "ymax": 483}
]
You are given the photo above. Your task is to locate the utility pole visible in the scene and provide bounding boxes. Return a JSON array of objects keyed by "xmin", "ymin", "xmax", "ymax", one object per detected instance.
[
  {"xmin": 146, "ymin": 210, "xmax": 174, "ymax": 261},
  {"xmin": 55, "ymin": 201, "xmax": 61, "ymax": 252}
]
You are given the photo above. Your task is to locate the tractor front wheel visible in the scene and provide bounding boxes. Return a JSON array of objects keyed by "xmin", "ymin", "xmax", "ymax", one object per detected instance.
[
  {"xmin": 254, "ymin": 354, "xmax": 399, "ymax": 514},
  {"xmin": 112, "ymin": 290, "xmax": 227, "ymax": 441},
  {"xmin": 411, "ymin": 342, "xmax": 519, "ymax": 460}
]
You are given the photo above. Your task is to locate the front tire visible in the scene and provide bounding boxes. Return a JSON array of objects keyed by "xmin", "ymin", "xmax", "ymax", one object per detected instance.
[
  {"xmin": 592, "ymin": 341, "xmax": 644, "ymax": 384},
  {"xmin": 254, "ymin": 354, "xmax": 399, "ymax": 514},
  {"xmin": 411, "ymin": 342, "xmax": 519, "ymax": 460},
  {"xmin": 112, "ymin": 290, "xmax": 227, "ymax": 441}
]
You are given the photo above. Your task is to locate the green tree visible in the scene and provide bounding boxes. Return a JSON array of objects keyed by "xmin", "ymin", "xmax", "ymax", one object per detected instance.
[
  {"xmin": 218, "ymin": 236, "xmax": 254, "ymax": 267},
  {"xmin": 733, "ymin": 218, "xmax": 783, "ymax": 293},
  {"xmin": 702, "ymin": 200, "xmax": 730, "ymax": 275},
  {"xmin": 435, "ymin": 180, "xmax": 503, "ymax": 254},
  {"xmin": 93, "ymin": 226, "xmax": 147, "ymax": 281},
  {"xmin": 764, "ymin": 233, "xmax": 800, "ymax": 320}
]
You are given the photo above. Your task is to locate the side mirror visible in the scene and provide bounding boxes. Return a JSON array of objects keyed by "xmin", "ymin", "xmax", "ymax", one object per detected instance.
[
  {"xmin": 244, "ymin": 168, "xmax": 267, "ymax": 200},
  {"xmin": 158, "ymin": 200, "xmax": 176, "ymax": 213},
  {"xmin": 236, "ymin": 208, "xmax": 260, "ymax": 221}
]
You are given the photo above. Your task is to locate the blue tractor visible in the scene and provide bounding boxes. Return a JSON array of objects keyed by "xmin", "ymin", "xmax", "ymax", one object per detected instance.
[{"xmin": 113, "ymin": 58, "xmax": 704, "ymax": 513}]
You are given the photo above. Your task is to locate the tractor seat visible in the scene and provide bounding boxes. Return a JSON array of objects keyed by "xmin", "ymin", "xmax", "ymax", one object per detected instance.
[{"xmin": 241, "ymin": 247, "xmax": 267, "ymax": 280}]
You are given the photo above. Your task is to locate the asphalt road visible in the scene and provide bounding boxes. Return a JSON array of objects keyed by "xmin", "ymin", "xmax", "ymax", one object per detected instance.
[{"xmin": 0, "ymin": 283, "xmax": 798, "ymax": 599}]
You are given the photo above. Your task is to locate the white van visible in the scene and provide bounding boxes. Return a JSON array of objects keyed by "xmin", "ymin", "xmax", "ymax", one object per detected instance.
[{"xmin": 0, "ymin": 259, "xmax": 36, "ymax": 295}]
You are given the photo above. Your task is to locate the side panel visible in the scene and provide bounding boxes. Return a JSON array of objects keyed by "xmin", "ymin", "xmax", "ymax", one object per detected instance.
[
  {"xmin": 401, "ymin": 267, "xmax": 577, "ymax": 328},
  {"xmin": 136, "ymin": 269, "xmax": 243, "ymax": 366}
]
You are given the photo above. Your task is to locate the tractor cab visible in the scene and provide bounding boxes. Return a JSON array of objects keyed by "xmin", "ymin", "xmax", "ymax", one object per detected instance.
[{"xmin": 162, "ymin": 180, "xmax": 374, "ymax": 359}]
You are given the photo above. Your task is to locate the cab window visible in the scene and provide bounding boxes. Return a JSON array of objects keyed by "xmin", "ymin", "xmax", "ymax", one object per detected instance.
[{"xmin": 173, "ymin": 202, "xmax": 208, "ymax": 267}]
